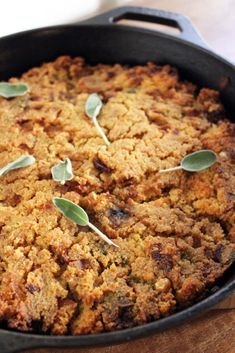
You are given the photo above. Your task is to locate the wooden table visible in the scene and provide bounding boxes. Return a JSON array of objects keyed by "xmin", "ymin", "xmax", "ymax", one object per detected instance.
[{"xmin": 26, "ymin": 1, "xmax": 235, "ymax": 352}]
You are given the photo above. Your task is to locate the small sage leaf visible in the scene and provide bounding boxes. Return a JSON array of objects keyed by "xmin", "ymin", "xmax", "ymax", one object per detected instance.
[
  {"xmin": 0, "ymin": 155, "xmax": 35, "ymax": 176},
  {"xmin": 181, "ymin": 150, "xmax": 217, "ymax": 172},
  {"xmin": 85, "ymin": 93, "xmax": 103, "ymax": 120},
  {"xmin": 160, "ymin": 150, "xmax": 217, "ymax": 173},
  {"xmin": 53, "ymin": 197, "xmax": 89, "ymax": 226},
  {"xmin": 0, "ymin": 82, "xmax": 29, "ymax": 98},
  {"xmin": 85, "ymin": 93, "xmax": 110, "ymax": 146},
  {"xmin": 53, "ymin": 197, "xmax": 118, "ymax": 247},
  {"xmin": 51, "ymin": 158, "xmax": 74, "ymax": 185}
]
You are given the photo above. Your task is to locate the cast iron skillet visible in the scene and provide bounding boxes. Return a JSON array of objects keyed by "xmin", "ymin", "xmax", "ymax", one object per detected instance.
[{"xmin": 0, "ymin": 6, "xmax": 234, "ymax": 353}]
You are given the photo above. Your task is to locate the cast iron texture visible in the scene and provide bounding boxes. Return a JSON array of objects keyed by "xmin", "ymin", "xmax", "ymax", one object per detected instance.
[{"xmin": 0, "ymin": 7, "xmax": 234, "ymax": 353}]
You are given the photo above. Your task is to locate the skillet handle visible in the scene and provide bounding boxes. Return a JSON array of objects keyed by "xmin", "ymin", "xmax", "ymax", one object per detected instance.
[{"xmin": 82, "ymin": 6, "xmax": 208, "ymax": 48}]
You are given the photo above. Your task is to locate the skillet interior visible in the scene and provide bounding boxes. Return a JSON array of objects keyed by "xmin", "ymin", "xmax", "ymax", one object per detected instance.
[
  {"xmin": 0, "ymin": 7, "xmax": 234, "ymax": 353},
  {"xmin": 0, "ymin": 23, "xmax": 235, "ymax": 118}
]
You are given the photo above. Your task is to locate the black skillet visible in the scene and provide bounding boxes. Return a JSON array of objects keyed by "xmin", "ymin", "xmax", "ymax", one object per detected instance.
[{"xmin": 0, "ymin": 6, "xmax": 234, "ymax": 353}]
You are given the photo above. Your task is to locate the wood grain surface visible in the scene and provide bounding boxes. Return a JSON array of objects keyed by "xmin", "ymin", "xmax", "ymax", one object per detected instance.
[{"xmin": 23, "ymin": 1, "xmax": 235, "ymax": 352}]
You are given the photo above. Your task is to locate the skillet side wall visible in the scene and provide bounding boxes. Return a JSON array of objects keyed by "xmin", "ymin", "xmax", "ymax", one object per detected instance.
[{"xmin": 0, "ymin": 25, "xmax": 234, "ymax": 119}]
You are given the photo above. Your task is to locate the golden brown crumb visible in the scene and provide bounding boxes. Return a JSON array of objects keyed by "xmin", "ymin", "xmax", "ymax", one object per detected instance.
[{"xmin": 0, "ymin": 56, "xmax": 234, "ymax": 334}]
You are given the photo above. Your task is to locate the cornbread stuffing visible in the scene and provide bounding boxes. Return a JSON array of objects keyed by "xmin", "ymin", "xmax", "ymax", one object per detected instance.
[{"xmin": 0, "ymin": 56, "xmax": 234, "ymax": 334}]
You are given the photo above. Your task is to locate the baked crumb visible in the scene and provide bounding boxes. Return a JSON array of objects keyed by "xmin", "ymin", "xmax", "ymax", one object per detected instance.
[{"xmin": 0, "ymin": 56, "xmax": 234, "ymax": 334}]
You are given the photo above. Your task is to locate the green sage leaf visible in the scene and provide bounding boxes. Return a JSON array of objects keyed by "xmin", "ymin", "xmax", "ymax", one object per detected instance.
[
  {"xmin": 85, "ymin": 93, "xmax": 110, "ymax": 146},
  {"xmin": 53, "ymin": 197, "xmax": 118, "ymax": 247},
  {"xmin": 51, "ymin": 158, "xmax": 74, "ymax": 185},
  {"xmin": 0, "ymin": 82, "xmax": 29, "ymax": 98},
  {"xmin": 160, "ymin": 149, "xmax": 217, "ymax": 173},
  {"xmin": 85, "ymin": 93, "xmax": 103, "ymax": 120},
  {"xmin": 0, "ymin": 155, "xmax": 35, "ymax": 177},
  {"xmin": 53, "ymin": 197, "xmax": 89, "ymax": 226},
  {"xmin": 181, "ymin": 150, "xmax": 217, "ymax": 172}
]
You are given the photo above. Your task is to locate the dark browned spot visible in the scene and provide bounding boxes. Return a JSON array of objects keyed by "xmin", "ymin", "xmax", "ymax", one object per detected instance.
[
  {"xmin": 19, "ymin": 144, "xmax": 33, "ymax": 154},
  {"xmin": 132, "ymin": 77, "xmax": 143, "ymax": 86},
  {"xmin": 159, "ymin": 124, "xmax": 171, "ymax": 132},
  {"xmin": 101, "ymin": 90, "xmax": 118, "ymax": 102},
  {"xmin": 121, "ymin": 177, "xmax": 136, "ymax": 187},
  {"xmin": 118, "ymin": 306, "xmax": 133, "ymax": 327},
  {"xmin": 134, "ymin": 132, "xmax": 146, "ymax": 139},
  {"xmin": 38, "ymin": 173, "xmax": 52, "ymax": 181},
  {"xmin": 149, "ymin": 65, "xmax": 162, "ymax": 74},
  {"xmin": 107, "ymin": 71, "xmax": 116, "ymax": 79},
  {"xmin": 204, "ymin": 248, "xmax": 213, "ymax": 259},
  {"xmin": 206, "ymin": 109, "xmax": 225, "ymax": 123},
  {"xmin": 186, "ymin": 108, "xmax": 202, "ymax": 117},
  {"xmin": 8, "ymin": 194, "xmax": 22, "ymax": 207},
  {"xmin": 192, "ymin": 235, "xmax": 201, "ymax": 248},
  {"xmin": 30, "ymin": 94, "xmax": 41, "ymax": 102},
  {"xmin": 44, "ymin": 125, "xmax": 62, "ymax": 136},
  {"xmin": 79, "ymin": 258, "xmax": 91, "ymax": 269},
  {"xmin": 0, "ymin": 222, "xmax": 5, "ymax": 232},
  {"xmin": 26, "ymin": 284, "xmax": 40, "ymax": 294},
  {"xmin": 202, "ymin": 266, "xmax": 211, "ymax": 277},
  {"xmin": 93, "ymin": 158, "xmax": 112, "ymax": 173},
  {"xmin": 63, "ymin": 180, "xmax": 78, "ymax": 191},
  {"xmin": 213, "ymin": 244, "xmax": 225, "ymax": 263},
  {"xmin": 200, "ymin": 225, "xmax": 207, "ymax": 234},
  {"xmin": 122, "ymin": 186, "xmax": 139, "ymax": 202},
  {"xmin": 127, "ymin": 73, "xmax": 143, "ymax": 86},
  {"xmin": 151, "ymin": 250, "xmax": 173, "ymax": 273},
  {"xmin": 109, "ymin": 207, "xmax": 130, "ymax": 227},
  {"xmin": 58, "ymin": 251, "xmax": 70, "ymax": 264},
  {"xmin": 70, "ymin": 259, "xmax": 91, "ymax": 270},
  {"xmin": 17, "ymin": 120, "xmax": 33, "ymax": 131}
]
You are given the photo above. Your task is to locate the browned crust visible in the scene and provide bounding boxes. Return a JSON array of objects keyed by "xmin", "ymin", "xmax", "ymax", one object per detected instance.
[{"xmin": 0, "ymin": 56, "xmax": 234, "ymax": 335}]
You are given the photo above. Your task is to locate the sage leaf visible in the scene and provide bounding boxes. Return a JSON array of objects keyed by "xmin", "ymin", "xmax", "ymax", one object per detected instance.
[
  {"xmin": 53, "ymin": 197, "xmax": 88, "ymax": 226},
  {"xmin": 51, "ymin": 158, "xmax": 74, "ymax": 185},
  {"xmin": 160, "ymin": 150, "xmax": 217, "ymax": 173},
  {"xmin": 85, "ymin": 93, "xmax": 103, "ymax": 120},
  {"xmin": 85, "ymin": 93, "xmax": 110, "ymax": 146},
  {"xmin": 53, "ymin": 197, "xmax": 118, "ymax": 247},
  {"xmin": 181, "ymin": 150, "xmax": 217, "ymax": 172},
  {"xmin": 0, "ymin": 82, "xmax": 29, "ymax": 98},
  {"xmin": 0, "ymin": 155, "xmax": 35, "ymax": 176}
]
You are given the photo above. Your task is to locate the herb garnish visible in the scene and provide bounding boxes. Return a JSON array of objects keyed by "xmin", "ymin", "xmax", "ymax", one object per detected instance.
[
  {"xmin": 51, "ymin": 158, "xmax": 74, "ymax": 185},
  {"xmin": 0, "ymin": 82, "xmax": 29, "ymax": 98},
  {"xmin": 0, "ymin": 155, "xmax": 35, "ymax": 176},
  {"xmin": 53, "ymin": 197, "xmax": 118, "ymax": 247},
  {"xmin": 85, "ymin": 93, "xmax": 110, "ymax": 146},
  {"xmin": 159, "ymin": 150, "xmax": 217, "ymax": 173}
]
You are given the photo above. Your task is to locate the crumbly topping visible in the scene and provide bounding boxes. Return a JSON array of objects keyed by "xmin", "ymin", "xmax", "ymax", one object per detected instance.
[{"xmin": 0, "ymin": 56, "xmax": 234, "ymax": 334}]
